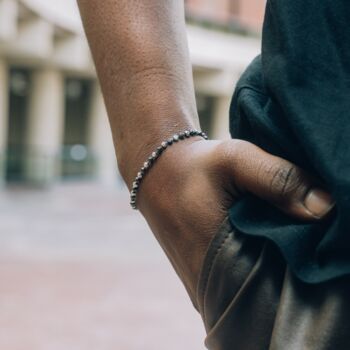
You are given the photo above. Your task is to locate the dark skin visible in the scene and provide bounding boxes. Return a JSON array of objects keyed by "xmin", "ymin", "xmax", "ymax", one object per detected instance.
[{"xmin": 77, "ymin": 0, "xmax": 334, "ymax": 302}]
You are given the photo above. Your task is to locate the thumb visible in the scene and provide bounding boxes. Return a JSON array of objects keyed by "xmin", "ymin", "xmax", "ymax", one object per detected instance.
[{"xmin": 220, "ymin": 140, "xmax": 335, "ymax": 220}]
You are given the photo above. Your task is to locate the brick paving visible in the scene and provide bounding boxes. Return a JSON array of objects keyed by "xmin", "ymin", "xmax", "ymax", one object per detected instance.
[{"xmin": 0, "ymin": 183, "xmax": 206, "ymax": 350}]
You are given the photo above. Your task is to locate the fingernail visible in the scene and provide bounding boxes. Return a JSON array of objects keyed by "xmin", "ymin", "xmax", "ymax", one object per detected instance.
[{"xmin": 304, "ymin": 189, "xmax": 335, "ymax": 218}]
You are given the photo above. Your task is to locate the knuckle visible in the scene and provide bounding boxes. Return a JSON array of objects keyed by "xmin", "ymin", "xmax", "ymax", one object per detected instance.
[
  {"xmin": 214, "ymin": 139, "xmax": 247, "ymax": 170},
  {"xmin": 269, "ymin": 164, "xmax": 305, "ymax": 201},
  {"xmin": 211, "ymin": 141, "xmax": 234, "ymax": 173}
]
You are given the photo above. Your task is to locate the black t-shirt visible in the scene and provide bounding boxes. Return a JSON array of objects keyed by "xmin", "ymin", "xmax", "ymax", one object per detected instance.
[{"xmin": 228, "ymin": 0, "xmax": 350, "ymax": 283}]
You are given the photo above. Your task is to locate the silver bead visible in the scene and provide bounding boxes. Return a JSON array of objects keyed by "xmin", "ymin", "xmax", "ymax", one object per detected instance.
[
  {"xmin": 144, "ymin": 161, "xmax": 149, "ymax": 169},
  {"xmin": 185, "ymin": 130, "xmax": 190, "ymax": 137},
  {"xmin": 152, "ymin": 152, "xmax": 157, "ymax": 158},
  {"xmin": 173, "ymin": 134, "xmax": 179, "ymax": 141},
  {"xmin": 161, "ymin": 141, "xmax": 167, "ymax": 148}
]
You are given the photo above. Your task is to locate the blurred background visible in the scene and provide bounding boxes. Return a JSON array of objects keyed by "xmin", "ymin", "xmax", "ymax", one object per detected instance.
[{"xmin": 0, "ymin": 0, "xmax": 264, "ymax": 349}]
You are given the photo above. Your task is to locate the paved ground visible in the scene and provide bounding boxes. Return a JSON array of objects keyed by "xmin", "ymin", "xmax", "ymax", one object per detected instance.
[{"xmin": 0, "ymin": 183, "xmax": 206, "ymax": 350}]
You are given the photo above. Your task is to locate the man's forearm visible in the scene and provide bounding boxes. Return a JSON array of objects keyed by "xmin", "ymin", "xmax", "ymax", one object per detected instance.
[{"xmin": 77, "ymin": 0, "xmax": 199, "ymax": 186}]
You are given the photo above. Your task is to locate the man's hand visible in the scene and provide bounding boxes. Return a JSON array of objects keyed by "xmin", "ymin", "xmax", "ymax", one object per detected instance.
[{"xmin": 136, "ymin": 138, "xmax": 334, "ymax": 300}]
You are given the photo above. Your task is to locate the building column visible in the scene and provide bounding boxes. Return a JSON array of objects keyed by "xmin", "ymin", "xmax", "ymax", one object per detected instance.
[
  {"xmin": 211, "ymin": 95, "xmax": 232, "ymax": 140},
  {"xmin": 0, "ymin": 0, "xmax": 18, "ymax": 41},
  {"xmin": 0, "ymin": 59, "xmax": 8, "ymax": 186},
  {"xmin": 88, "ymin": 83, "xmax": 119, "ymax": 186},
  {"xmin": 26, "ymin": 68, "xmax": 64, "ymax": 186}
]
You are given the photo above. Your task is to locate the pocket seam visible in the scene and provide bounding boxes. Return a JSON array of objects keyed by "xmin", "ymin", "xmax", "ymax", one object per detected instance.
[{"xmin": 196, "ymin": 216, "xmax": 232, "ymax": 324}]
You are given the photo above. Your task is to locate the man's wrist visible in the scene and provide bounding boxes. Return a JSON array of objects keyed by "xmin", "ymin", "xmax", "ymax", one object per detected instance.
[
  {"xmin": 128, "ymin": 130, "xmax": 208, "ymax": 209},
  {"xmin": 117, "ymin": 123, "xmax": 200, "ymax": 188}
]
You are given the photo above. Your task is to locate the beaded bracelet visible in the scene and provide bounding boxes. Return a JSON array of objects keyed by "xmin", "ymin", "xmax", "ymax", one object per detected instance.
[{"xmin": 130, "ymin": 129, "xmax": 208, "ymax": 209}]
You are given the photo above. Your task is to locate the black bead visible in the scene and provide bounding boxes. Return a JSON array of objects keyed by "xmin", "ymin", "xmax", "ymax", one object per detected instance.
[
  {"xmin": 179, "ymin": 132, "xmax": 185, "ymax": 139},
  {"xmin": 190, "ymin": 130, "xmax": 196, "ymax": 136},
  {"xmin": 167, "ymin": 139, "xmax": 173, "ymax": 145}
]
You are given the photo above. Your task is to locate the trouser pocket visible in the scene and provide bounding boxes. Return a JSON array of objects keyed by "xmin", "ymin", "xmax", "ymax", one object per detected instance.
[{"xmin": 196, "ymin": 217, "xmax": 285, "ymax": 350}]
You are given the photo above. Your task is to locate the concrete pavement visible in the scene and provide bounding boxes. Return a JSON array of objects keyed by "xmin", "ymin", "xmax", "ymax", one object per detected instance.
[{"xmin": 0, "ymin": 183, "xmax": 206, "ymax": 350}]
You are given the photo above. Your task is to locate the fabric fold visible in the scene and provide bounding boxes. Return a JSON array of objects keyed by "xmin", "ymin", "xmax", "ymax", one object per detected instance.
[{"xmin": 229, "ymin": 4, "xmax": 350, "ymax": 283}]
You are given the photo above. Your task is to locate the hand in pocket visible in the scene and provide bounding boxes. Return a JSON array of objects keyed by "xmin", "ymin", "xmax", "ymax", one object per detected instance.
[{"xmin": 136, "ymin": 138, "xmax": 334, "ymax": 300}]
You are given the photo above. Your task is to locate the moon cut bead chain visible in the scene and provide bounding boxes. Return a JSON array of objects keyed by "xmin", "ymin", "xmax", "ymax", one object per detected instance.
[{"xmin": 130, "ymin": 129, "xmax": 208, "ymax": 209}]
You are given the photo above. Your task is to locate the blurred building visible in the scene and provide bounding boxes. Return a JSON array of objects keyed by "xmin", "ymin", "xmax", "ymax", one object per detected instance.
[{"xmin": 0, "ymin": 0, "xmax": 263, "ymax": 188}]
